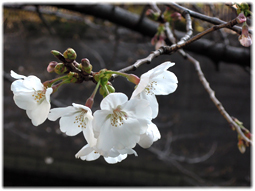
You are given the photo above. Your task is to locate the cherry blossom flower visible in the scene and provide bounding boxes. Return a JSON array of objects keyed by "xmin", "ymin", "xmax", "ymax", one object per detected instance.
[
  {"xmin": 239, "ymin": 23, "xmax": 252, "ymax": 47},
  {"xmin": 138, "ymin": 122, "xmax": 161, "ymax": 149},
  {"xmin": 131, "ymin": 62, "xmax": 178, "ymax": 119},
  {"xmin": 48, "ymin": 103, "xmax": 96, "ymax": 147},
  {"xmin": 92, "ymin": 93, "xmax": 152, "ymax": 156},
  {"xmin": 75, "ymin": 144, "xmax": 137, "ymax": 164},
  {"xmin": 10, "ymin": 70, "xmax": 53, "ymax": 126}
]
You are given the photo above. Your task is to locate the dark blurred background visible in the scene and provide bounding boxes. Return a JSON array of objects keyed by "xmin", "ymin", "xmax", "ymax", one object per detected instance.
[{"xmin": 3, "ymin": 3, "xmax": 251, "ymax": 187}]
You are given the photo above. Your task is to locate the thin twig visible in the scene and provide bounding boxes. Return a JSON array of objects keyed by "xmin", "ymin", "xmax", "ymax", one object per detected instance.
[
  {"xmin": 167, "ymin": 3, "xmax": 250, "ymax": 35},
  {"xmin": 186, "ymin": 54, "xmax": 251, "ymax": 144},
  {"xmin": 113, "ymin": 17, "xmax": 239, "ymax": 78}
]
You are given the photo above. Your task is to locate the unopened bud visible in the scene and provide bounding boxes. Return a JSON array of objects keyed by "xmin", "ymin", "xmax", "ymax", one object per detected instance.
[
  {"xmin": 146, "ymin": 9, "xmax": 160, "ymax": 20},
  {"xmin": 63, "ymin": 48, "xmax": 77, "ymax": 61},
  {"xmin": 99, "ymin": 84, "xmax": 115, "ymax": 97},
  {"xmin": 81, "ymin": 58, "xmax": 93, "ymax": 74},
  {"xmin": 47, "ymin": 61, "xmax": 58, "ymax": 73},
  {"xmin": 171, "ymin": 12, "xmax": 182, "ymax": 21},
  {"xmin": 51, "ymin": 50, "xmax": 62, "ymax": 57},
  {"xmin": 237, "ymin": 12, "xmax": 246, "ymax": 24},
  {"xmin": 67, "ymin": 72, "xmax": 79, "ymax": 83},
  {"xmin": 237, "ymin": 140, "xmax": 246, "ymax": 154},
  {"xmin": 106, "ymin": 84, "xmax": 115, "ymax": 93},
  {"xmin": 239, "ymin": 23, "xmax": 252, "ymax": 47},
  {"xmin": 54, "ymin": 63, "xmax": 68, "ymax": 74},
  {"xmin": 126, "ymin": 74, "xmax": 140, "ymax": 85}
]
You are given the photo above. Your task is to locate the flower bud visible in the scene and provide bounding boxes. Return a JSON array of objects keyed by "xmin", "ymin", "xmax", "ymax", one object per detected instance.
[
  {"xmin": 125, "ymin": 74, "xmax": 140, "ymax": 85},
  {"xmin": 99, "ymin": 84, "xmax": 115, "ymax": 97},
  {"xmin": 146, "ymin": 9, "xmax": 160, "ymax": 20},
  {"xmin": 54, "ymin": 63, "xmax": 68, "ymax": 74},
  {"xmin": 51, "ymin": 50, "xmax": 62, "ymax": 57},
  {"xmin": 63, "ymin": 48, "xmax": 77, "ymax": 61},
  {"xmin": 237, "ymin": 12, "xmax": 246, "ymax": 24},
  {"xmin": 171, "ymin": 12, "xmax": 182, "ymax": 21},
  {"xmin": 237, "ymin": 139, "xmax": 246, "ymax": 154},
  {"xmin": 67, "ymin": 72, "xmax": 79, "ymax": 83},
  {"xmin": 81, "ymin": 58, "xmax": 93, "ymax": 74},
  {"xmin": 106, "ymin": 84, "xmax": 115, "ymax": 93},
  {"xmin": 238, "ymin": 23, "xmax": 252, "ymax": 47},
  {"xmin": 47, "ymin": 61, "xmax": 58, "ymax": 73}
]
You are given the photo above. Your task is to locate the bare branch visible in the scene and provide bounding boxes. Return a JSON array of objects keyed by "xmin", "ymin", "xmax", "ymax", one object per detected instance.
[
  {"xmin": 167, "ymin": 3, "xmax": 251, "ymax": 35},
  {"xmin": 186, "ymin": 54, "xmax": 251, "ymax": 145}
]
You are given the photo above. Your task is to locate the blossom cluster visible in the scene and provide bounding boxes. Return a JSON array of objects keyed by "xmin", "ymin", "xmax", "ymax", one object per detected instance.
[{"xmin": 10, "ymin": 60, "xmax": 178, "ymax": 164}]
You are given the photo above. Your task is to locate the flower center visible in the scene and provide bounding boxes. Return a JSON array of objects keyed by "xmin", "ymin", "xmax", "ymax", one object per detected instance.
[
  {"xmin": 74, "ymin": 110, "xmax": 87, "ymax": 128},
  {"xmin": 32, "ymin": 90, "xmax": 46, "ymax": 103},
  {"xmin": 145, "ymin": 81, "xmax": 157, "ymax": 95},
  {"xmin": 110, "ymin": 107, "xmax": 128, "ymax": 127}
]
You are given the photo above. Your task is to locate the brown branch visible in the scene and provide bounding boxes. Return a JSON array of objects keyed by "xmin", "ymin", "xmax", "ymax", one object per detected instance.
[
  {"xmin": 186, "ymin": 54, "xmax": 251, "ymax": 144},
  {"xmin": 167, "ymin": 2, "xmax": 250, "ymax": 35},
  {"xmin": 114, "ymin": 17, "xmax": 239, "ymax": 76}
]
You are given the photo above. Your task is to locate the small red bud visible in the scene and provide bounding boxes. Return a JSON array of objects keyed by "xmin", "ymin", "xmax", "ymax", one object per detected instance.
[{"xmin": 47, "ymin": 61, "xmax": 58, "ymax": 73}]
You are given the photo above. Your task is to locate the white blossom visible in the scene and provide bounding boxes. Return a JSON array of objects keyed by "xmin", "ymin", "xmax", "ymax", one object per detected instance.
[
  {"xmin": 93, "ymin": 93, "xmax": 152, "ymax": 156},
  {"xmin": 138, "ymin": 122, "xmax": 161, "ymax": 149},
  {"xmin": 48, "ymin": 103, "xmax": 96, "ymax": 147},
  {"xmin": 10, "ymin": 70, "xmax": 53, "ymax": 126},
  {"xmin": 75, "ymin": 144, "xmax": 137, "ymax": 164},
  {"xmin": 131, "ymin": 62, "xmax": 178, "ymax": 119}
]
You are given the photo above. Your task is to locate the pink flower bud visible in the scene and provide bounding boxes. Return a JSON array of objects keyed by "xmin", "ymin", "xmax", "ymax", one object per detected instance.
[
  {"xmin": 237, "ymin": 12, "xmax": 246, "ymax": 24},
  {"xmin": 239, "ymin": 24, "xmax": 252, "ymax": 47},
  {"xmin": 47, "ymin": 61, "xmax": 58, "ymax": 73},
  {"xmin": 171, "ymin": 12, "xmax": 182, "ymax": 21},
  {"xmin": 155, "ymin": 39, "xmax": 166, "ymax": 50},
  {"xmin": 146, "ymin": 9, "xmax": 155, "ymax": 16},
  {"xmin": 126, "ymin": 74, "xmax": 140, "ymax": 85}
]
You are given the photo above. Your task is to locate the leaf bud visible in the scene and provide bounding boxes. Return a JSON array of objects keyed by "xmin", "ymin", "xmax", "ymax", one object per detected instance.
[
  {"xmin": 54, "ymin": 63, "xmax": 68, "ymax": 74},
  {"xmin": 81, "ymin": 58, "xmax": 93, "ymax": 74},
  {"xmin": 63, "ymin": 48, "xmax": 77, "ymax": 61}
]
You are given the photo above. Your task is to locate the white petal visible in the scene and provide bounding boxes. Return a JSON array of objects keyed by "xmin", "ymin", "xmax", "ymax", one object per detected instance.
[
  {"xmin": 118, "ymin": 148, "xmax": 138, "ymax": 156},
  {"xmin": 11, "ymin": 80, "xmax": 33, "ymax": 93},
  {"xmin": 100, "ymin": 93, "xmax": 128, "ymax": 110},
  {"xmin": 82, "ymin": 119, "xmax": 97, "ymax": 147},
  {"xmin": 122, "ymin": 98, "xmax": 152, "ymax": 120},
  {"xmin": 23, "ymin": 76, "xmax": 44, "ymax": 91},
  {"xmin": 131, "ymin": 73, "xmax": 150, "ymax": 98},
  {"xmin": 26, "ymin": 99, "xmax": 51, "ymax": 126},
  {"xmin": 138, "ymin": 132, "xmax": 154, "ymax": 148},
  {"xmin": 93, "ymin": 110, "xmax": 112, "ymax": 137},
  {"xmin": 13, "ymin": 92, "xmax": 37, "ymax": 110},
  {"xmin": 75, "ymin": 144, "xmax": 93, "ymax": 158},
  {"xmin": 10, "ymin": 70, "xmax": 26, "ymax": 79},
  {"xmin": 45, "ymin": 88, "xmax": 53, "ymax": 103},
  {"xmin": 59, "ymin": 113, "xmax": 83, "ymax": 136},
  {"xmin": 138, "ymin": 122, "xmax": 160, "ymax": 148},
  {"xmin": 75, "ymin": 144, "xmax": 100, "ymax": 161},
  {"xmin": 72, "ymin": 103, "xmax": 91, "ymax": 113},
  {"xmin": 96, "ymin": 120, "xmax": 116, "ymax": 154},
  {"xmin": 150, "ymin": 71, "xmax": 178, "ymax": 95},
  {"xmin": 104, "ymin": 154, "xmax": 127, "ymax": 164},
  {"xmin": 48, "ymin": 106, "xmax": 76, "ymax": 121},
  {"xmin": 140, "ymin": 92, "xmax": 159, "ymax": 119},
  {"xmin": 149, "ymin": 62, "xmax": 175, "ymax": 78},
  {"xmin": 149, "ymin": 122, "xmax": 161, "ymax": 141},
  {"xmin": 81, "ymin": 152, "xmax": 100, "ymax": 161}
]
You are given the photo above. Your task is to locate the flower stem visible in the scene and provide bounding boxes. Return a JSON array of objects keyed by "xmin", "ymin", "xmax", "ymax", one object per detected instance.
[
  {"xmin": 105, "ymin": 71, "xmax": 140, "ymax": 85},
  {"xmin": 43, "ymin": 75, "xmax": 69, "ymax": 87},
  {"xmin": 85, "ymin": 79, "xmax": 101, "ymax": 108}
]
